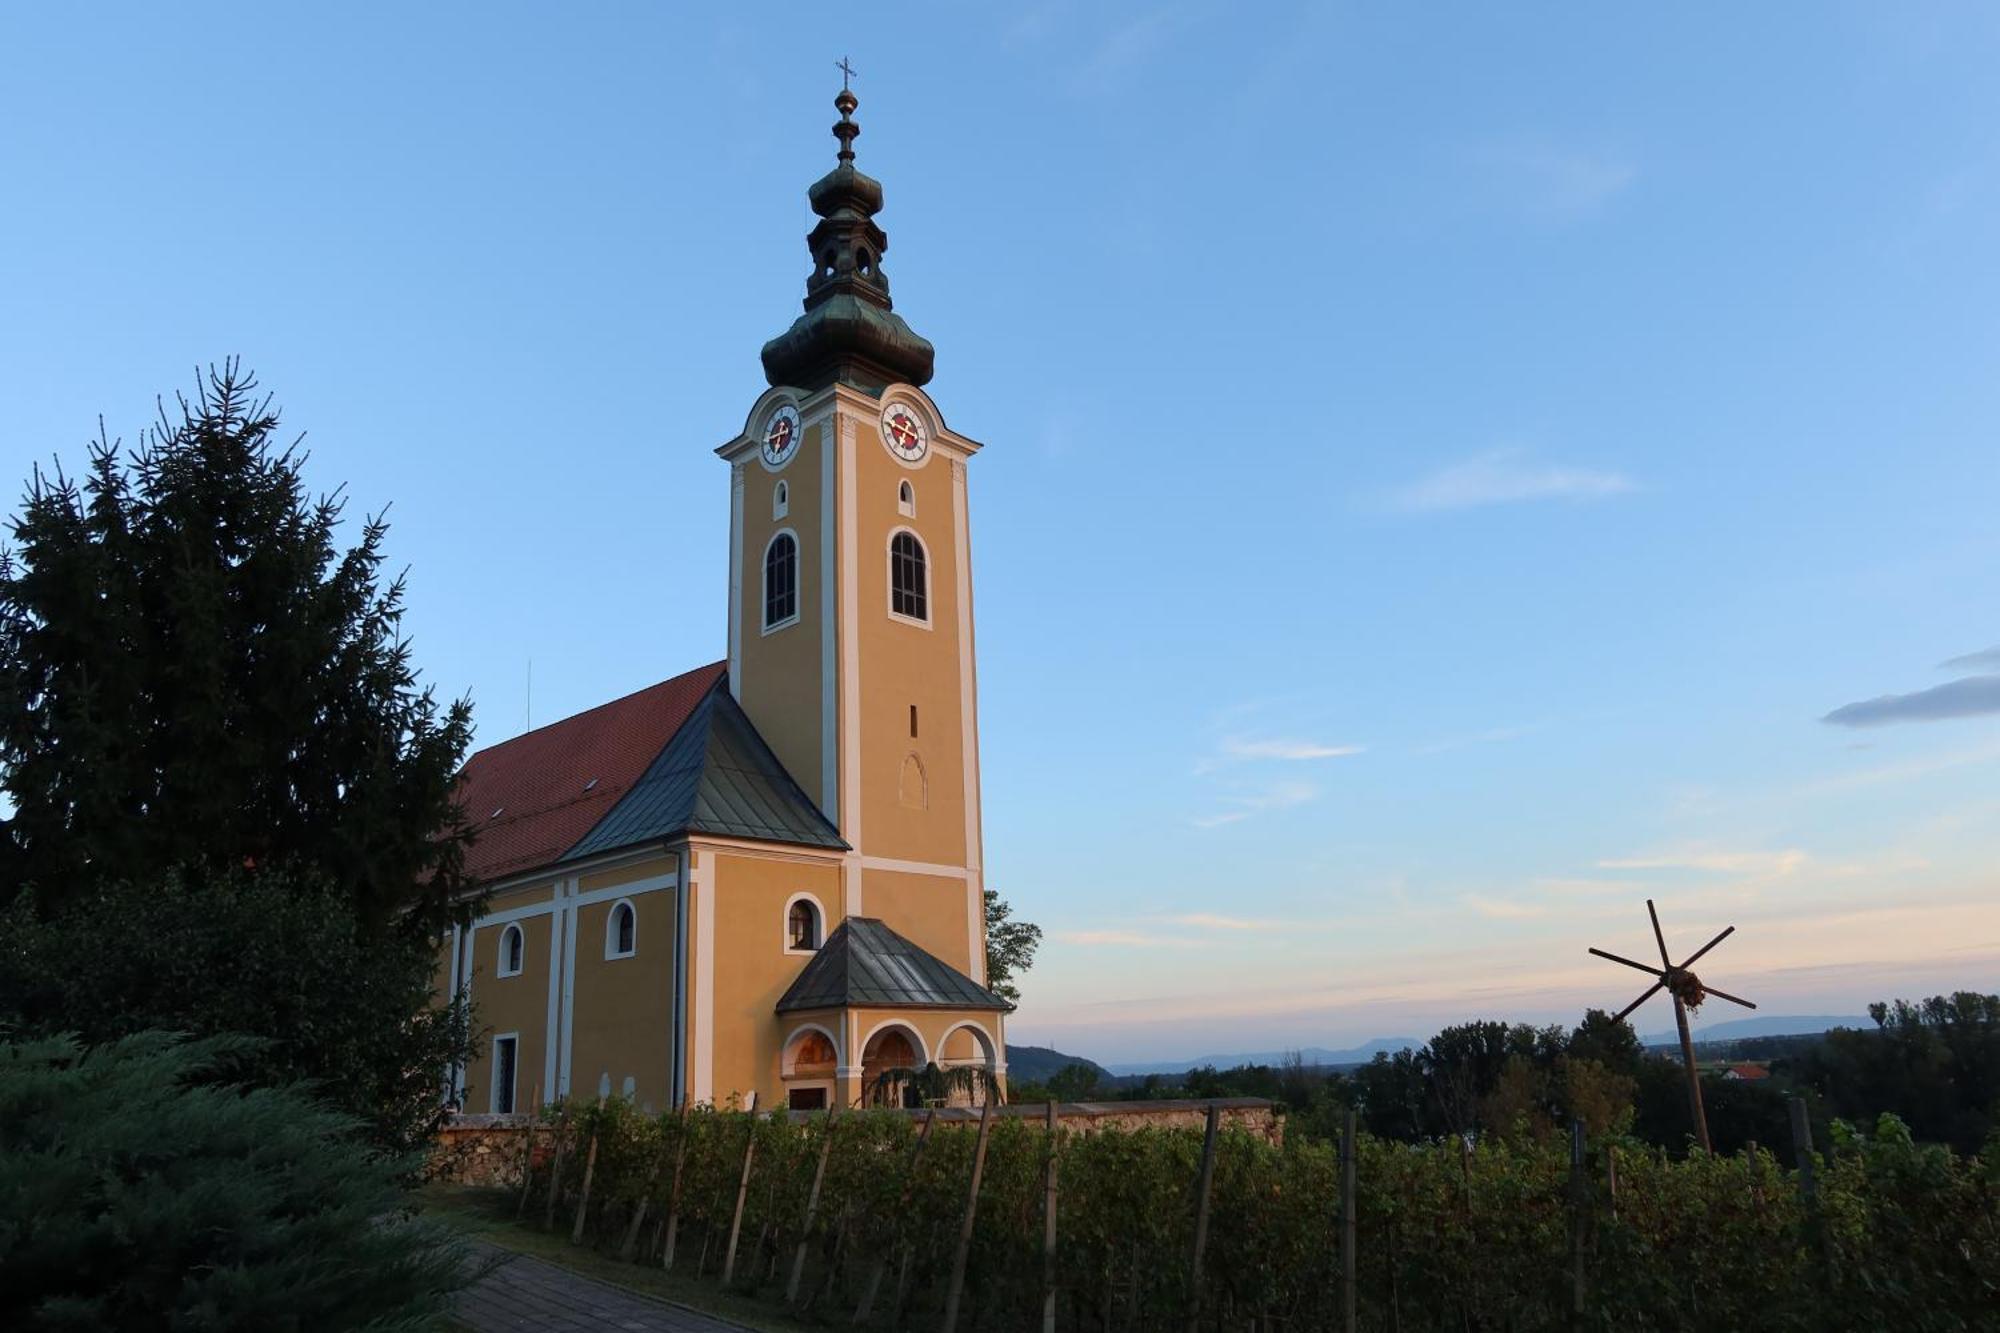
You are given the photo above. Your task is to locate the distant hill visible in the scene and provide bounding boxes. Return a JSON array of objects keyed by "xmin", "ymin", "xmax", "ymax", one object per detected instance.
[
  {"xmin": 1005, "ymin": 1044, "xmax": 1111, "ymax": 1085},
  {"xmin": 1641, "ymin": 1014, "xmax": 1867, "ymax": 1046},
  {"xmin": 1103, "ymin": 1038, "xmax": 1421, "ymax": 1077}
]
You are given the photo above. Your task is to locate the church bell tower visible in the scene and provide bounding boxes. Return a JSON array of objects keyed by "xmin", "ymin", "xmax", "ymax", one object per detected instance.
[{"xmin": 716, "ymin": 83, "xmax": 989, "ymax": 982}]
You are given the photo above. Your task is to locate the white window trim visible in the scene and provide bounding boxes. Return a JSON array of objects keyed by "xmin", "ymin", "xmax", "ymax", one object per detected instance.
[
  {"xmin": 497, "ymin": 923, "xmax": 525, "ymax": 978},
  {"xmin": 886, "ymin": 525, "xmax": 933, "ymax": 630},
  {"xmin": 773, "ymin": 480, "xmax": 789, "ymax": 520},
  {"xmin": 490, "ymin": 1032, "xmax": 521, "ymax": 1115},
  {"xmin": 761, "ymin": 527, "xmax": 802, "ymax": 635},
  {"xmin": 782, "ymin": 891, "xmax": 827, "ymax": 955},
  {"xmin": 604, "ymin": 898, "xmax": 638, "ymax": 960}
]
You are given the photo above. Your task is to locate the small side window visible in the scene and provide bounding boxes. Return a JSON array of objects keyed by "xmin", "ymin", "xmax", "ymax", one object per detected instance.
[
  {"xmin": 492, "ymin": 1035, "xmax": 519, "ymax": 1115},
  {"xmin": 606, "ymin": 901, "xmax": 637, "ymax": 959},
  {"xmin": 897, "ymin": 479, "xmax": 915, "ymax": 516},
  {"xmin": 773, "ymin": 480, "xmax": 789, "ymax": 519},
  {"xmin": 787, "ymin": 898, "xmax": 823, "ymax": 952},
  {"xmin": 498, "ymin": 923, "xmax": 525, "ymax": 978}
]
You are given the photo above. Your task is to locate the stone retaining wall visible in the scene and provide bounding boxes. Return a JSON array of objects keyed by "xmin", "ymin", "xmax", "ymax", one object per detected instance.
[{"xmin": 429, "ymin": 1097, "xmax": 1280, "ymax": 1187}]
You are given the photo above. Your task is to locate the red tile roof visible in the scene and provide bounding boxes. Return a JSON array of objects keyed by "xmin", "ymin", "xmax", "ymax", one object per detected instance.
[{"xmin": 453, "ymin": 662, "xmax": 727, "ymax": 885}]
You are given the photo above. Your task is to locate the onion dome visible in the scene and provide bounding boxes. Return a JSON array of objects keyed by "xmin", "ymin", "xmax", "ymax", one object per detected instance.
[{"xmin": 760, "ymin": 85, "xmax": 935, "ymax": 395}]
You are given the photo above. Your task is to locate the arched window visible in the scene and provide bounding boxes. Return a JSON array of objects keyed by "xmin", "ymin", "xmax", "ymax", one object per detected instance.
[
  {"xmin": 897, "ymin": 479, "xmax": 915, "ymax": 516},
  {"xmin": 498, "ymin": 924, "xmax": 525, "ymax": 978},
  {"xmin": 773, "ymin": 480, "xmax": 789, "ymax": 519},
  {"xmin": 606, "ymin": 900, "xmax": 636, "ymax": 959},
  {"xmin": 764, "ymin": 531, "xmax": 798, "ymax": 630},
  {"xmin": 787, "ymin": 897, "xmax": 822, "ymax": 952},
  {"xmin": 889, "ymin": 531, "xmax": 928, "ymax": 623}
]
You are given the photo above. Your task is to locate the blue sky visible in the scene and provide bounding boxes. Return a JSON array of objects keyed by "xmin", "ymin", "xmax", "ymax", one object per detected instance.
[{"xmin": 6, "ymin": 4, "xmax": 1999, "ymax": 1063}]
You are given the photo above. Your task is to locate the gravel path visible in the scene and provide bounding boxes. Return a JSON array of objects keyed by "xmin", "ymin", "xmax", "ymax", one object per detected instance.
[{"xmin": 454, "ymin": 1242, "xmax": 753, "ymax": 1333}]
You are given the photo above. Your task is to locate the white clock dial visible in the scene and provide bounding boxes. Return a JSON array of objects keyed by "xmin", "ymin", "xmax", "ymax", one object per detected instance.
[
  {"xmin": 761, "ymin": 404, "xmax": 801, "ymax": 468},
  {"xmin": 880, "ymin": 401, "xmax": 929, "ymax": 463}
]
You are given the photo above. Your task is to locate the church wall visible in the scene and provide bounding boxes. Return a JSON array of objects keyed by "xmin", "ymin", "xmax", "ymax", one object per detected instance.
[
  {"xmin": 737, "ymin": 417, "xmax": 828, "ymax": 813},
  {"xmin": 859, "ymin": 867, "xmax": 980, "ymax": 982},
  {"xmin": 565, "ymin": 888, "xmax": 676, "ymax": 1109},
  {"xmin": 703, "ymin": 842, "xmax": 844, "ymax": 1108},
  {"xmin": 460, "ymin": 902, "xmax": 554, "ymax": 1115}
]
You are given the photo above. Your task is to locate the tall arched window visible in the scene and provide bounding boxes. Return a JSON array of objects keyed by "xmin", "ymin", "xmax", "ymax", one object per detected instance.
[
  {"xmin": 606, "ymin": 900, "xmax": 636, "ymax": 959},
  {"xmin": 889, "ymin": 531, "xmax": 928, "ymax": 623},
  {"xmin": 498, "ymin": 923, "xmax": 525, "ymax": 977},
  {"xmin": 764, "ymin": 531, "xmax": 798, "ymax": 630}
]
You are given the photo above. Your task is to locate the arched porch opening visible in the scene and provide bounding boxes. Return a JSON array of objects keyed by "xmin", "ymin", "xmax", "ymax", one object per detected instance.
[
  {"xmin": 781, "ymin": 1023, "xmax": 839, "ymax": 1111},
  {"xmin": 859, "ymin": 1023, "xmax": 928, "ymax": 1108}
]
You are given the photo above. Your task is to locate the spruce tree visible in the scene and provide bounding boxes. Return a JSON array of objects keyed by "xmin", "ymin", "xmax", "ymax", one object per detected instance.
[{"xmin": 0, "ymin": 361, "xmax": 474, "ymax": 935}]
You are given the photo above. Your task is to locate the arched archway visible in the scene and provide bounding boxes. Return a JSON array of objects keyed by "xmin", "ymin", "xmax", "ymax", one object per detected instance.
[
  {"xmin": 782, "ymin": 1023, "xmax": 840, "ymax": 1112},
  {"xmin": 859, "ymin": 1022, "xmax": 927, "ymax": 1107},
  {"xmin": 938, "ymin": 1022, "xmax": 999, "ymax": 1107}
]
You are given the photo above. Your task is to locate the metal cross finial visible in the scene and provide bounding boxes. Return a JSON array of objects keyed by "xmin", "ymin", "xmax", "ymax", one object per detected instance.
[{"xmin": 836, "ymin": 56, "xmax": 857, "ymax": 91}]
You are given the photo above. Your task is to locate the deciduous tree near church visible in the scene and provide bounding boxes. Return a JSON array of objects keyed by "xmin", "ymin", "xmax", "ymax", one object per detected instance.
[{"xmin": 983, "ymin": 888, "xmax": 1041, "ymax": 1007}]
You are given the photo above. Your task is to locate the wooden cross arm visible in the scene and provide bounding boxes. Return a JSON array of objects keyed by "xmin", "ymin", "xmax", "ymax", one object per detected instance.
[
  {"xmin": 1701, "ymin": 984, "xmax": 1757, "ymax": 1010},
  {"xmin": 1677, "ymin": 925, "xmax": 1735, "ymax": 972},
  {"xmin": 1614, "ymin": 979, "xmax": 1664, "ymax": 1023},
  {"xmin": 1589, "ymin": 946, "xmax": 1665, "ymax": 978}
]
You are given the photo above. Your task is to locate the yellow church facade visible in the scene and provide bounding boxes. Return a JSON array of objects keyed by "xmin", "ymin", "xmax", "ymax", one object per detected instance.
[{"xmin": 438, "ymin": 87, "xmax": 1008, "ymax": 1116}]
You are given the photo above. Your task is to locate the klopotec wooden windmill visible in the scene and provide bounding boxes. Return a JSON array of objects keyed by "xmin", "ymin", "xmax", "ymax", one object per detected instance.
[{"xmin": 1590, "ymin": 899, "xmax": 1756, "ymax": 1153}]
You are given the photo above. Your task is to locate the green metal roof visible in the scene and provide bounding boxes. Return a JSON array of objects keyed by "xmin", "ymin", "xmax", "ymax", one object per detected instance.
[
  {"xmin": 775, "ymin": 917, "xmax": 1012, "ymax": 1014},
  {"xmin": 562, "ymin": 679, "xmax": 846, "ymax": 862}
]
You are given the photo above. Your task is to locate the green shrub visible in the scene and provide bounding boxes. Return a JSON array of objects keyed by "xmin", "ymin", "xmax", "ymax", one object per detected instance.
[{"xmin": 0, "ymin": 1031, "xmax": 470, "ymax": 1332}]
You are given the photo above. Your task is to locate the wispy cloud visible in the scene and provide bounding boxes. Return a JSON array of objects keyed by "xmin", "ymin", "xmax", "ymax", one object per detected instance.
[
  {"xmin": 1055, "ymin": 929, "xmax": 1191, "ymax": 948},
  {"xmin": 1391, "ymin": 449, "xmax": 1634, "ymax": 513},
  {"xmin": 1939, "ymin": 646, "xmax": 2000, "ymax": 671},
  {"xmin": 1461, "ymin": 893, "xmax": 1548, "ymax": 920},
  {"xmin": 1217, "ymin": 736, "xmax": 1363, "ymax": 762},
  {"xmin": 1597, "ymin": 849, "xmax": 1808, "ymax": 877},
  {"xmin": 1473, "ymin": 140, "xmax": 1637, "ymax": 222},
  {"xmin": 1413, "ymin": 724, "xmax": 1533, "ymax": 756},
  {"xmin": 1190, "ymin": 779, "xmax": 1319, "ymax": 829},
  {"xmin": 1159, "ymin": 913, "xmax": 1281, "ymax": 931},
  {"xmin": 1822, "ymin": 676, "xmax": 2000, "ymax": 728}
]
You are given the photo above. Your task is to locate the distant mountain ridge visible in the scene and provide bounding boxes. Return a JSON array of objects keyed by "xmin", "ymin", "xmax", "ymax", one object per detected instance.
[
  {"xmin": 1004, "ymin": 1044, "xmax": 1111, "ymax": 1085},
  {"xmin": 1102, "ymin": 1038, "xmax": 1421, "ymax": 1077},
  {"xmin": 1639, "ymin": 1014, "xmax": 1867, "ymax": 1046}
]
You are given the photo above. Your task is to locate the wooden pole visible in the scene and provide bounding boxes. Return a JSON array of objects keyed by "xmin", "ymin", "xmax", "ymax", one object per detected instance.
[
  {"xmin": 1185, "ymin": 1103, "xmax": 1222, "ymax": 1333},
  {"xmin": 1670, "ymin": 992, "xmax": 1712, "ymax": 1153},
  {"xmin": 1340, "ymin": 1108, "xmax": 1357, "ymax": 1333},
  {"xmin": 541, "ymin": 1101, "xmax": 571, "ymax": 1231},
  {"xmin": 1568, "ymin": 1119, "xmax": 1587, "ymax": 1326},
  {"xmin": 1041, "ymin": 1101, "xmax": 1060, "ymax": 1333},
  {"xmin": 618, "ymin": 1147, "xmax": 663, "ymax": 1262},
  {"xmin": 787, "ymin": 1114, "xmax": 838, "ymax": 1305},
  {"xmin": 854, "ymin": 1109, "xmax": 935, "ymax": 1324},
  {"xmin": 1604, "ymin": 1143, "xmax": 1619, "ymax": 1225},
  {"xmin": 1788, "ymin": 1096, "xmax": 1831, "ymax": 1286},
  {"xmin": 515, "ymin": 1082, "xmax": 541, "ymax": 1218},
  {"xmin": 570, "ymin": 1097, "xmax": 605, "ymax": 1245},
  {"xmin": 941, "ymin": 1100, "xmax": 998, "ymax": 1333},
  {"xmin": 662, "ymin": 1105, "xmax": 691, "ymax": 1269},
  {"xmin": 722, "ymin": 1111, "xmax": 760, "ymax": 1286}
]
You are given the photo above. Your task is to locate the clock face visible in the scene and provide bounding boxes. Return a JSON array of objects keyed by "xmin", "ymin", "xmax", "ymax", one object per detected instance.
[
  {"xmin": 880, "ymin": 401, "xmax": 929, "ymax": 463},
  {"xmin": 761, "ymin": 404, "xmax": 801, "ymax": 468}
]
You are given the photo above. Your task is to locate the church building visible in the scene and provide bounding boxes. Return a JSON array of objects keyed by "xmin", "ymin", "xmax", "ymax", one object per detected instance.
[{"xmin": 440, "ymin": 85, "xmax": 1009, "ymax": 1114}]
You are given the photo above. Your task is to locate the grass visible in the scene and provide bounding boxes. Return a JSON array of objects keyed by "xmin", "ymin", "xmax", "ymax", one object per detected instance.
[{"xmin": 421, "ymin": 1184, "xmax": 823, "ymax": 1333}]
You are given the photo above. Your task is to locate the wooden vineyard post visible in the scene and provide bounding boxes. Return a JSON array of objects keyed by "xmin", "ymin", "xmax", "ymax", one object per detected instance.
[
  {"xmin": 1604, "ymin": 1143, "xmax": 1619, "ymax": 1225},
  {"xmin": 541, "ymin": 1101, "xmax": 571, "ymax": 1232},
  {"xmin": 618, "ymin": 1142, "xmax": 665, "ymax": 1262},
  {"xmin": 570, "ymin": 1096, "xmax": 606, "ymax": 1245},
  {"xmin": 1746, "ymin": 1139, "xmax": 1766, "ymax": 1216},
  {"xmin": 1788, "ymin": 1096, "xmax": 1832, "ymax": 1288},
  {"xmin": 1340, "ymin": 1109, "xmax": 1357, "ymax": 1333},
  {"xmin": 722, "ymin": 1110, "xmax": 760, "ymax": 1286},
  {"xmin": 1042, "ymin": 1100, "xmax": 1060, "ymax": 1333},
  {"xmin": 515, "ymin": 1082, "xmax": 541, "ymax": 1219},
  {"xmin": 941, "ymin": 1099, "xmax": 998, "ymax": 1333},
  {"xmin": 787, "ymin": 1113, "xmax": 838, "ymax": 1305},
  {"xmin": 1568, "ymin": 1120, "xmax": 1587, "ymax": 1327},
  {"xmin": 854, "ymin": 1108, "xmax": 936, "ymax": 1325},
  {"xmin": 1185, "ymin": 1102, "xmax": 1222, "ymax": 1333},
  {"xmin": 662, "ymin": 1105, "xmax": 691, "ymax": 1269}
]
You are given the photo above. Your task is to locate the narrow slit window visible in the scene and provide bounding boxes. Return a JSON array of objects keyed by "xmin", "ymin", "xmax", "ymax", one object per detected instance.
[
  {"xmin": 493, "ymin": 1036, "xmax": 518, "ymax": 1114},
  {"xmin": 607, "ymin": 901, "xmax": 636, "ymax": 959},
  {"xmin": 499, "ymin": 924, "xmax": 524, "ymax": 977},
  {"xmin": 890, "ymin": 532, "xmax": 928, "ymax": 622},
  {"xmin": 773, "ymin": 480, "xmax": 789, "ymax": 519},
  {"xmin": 764, "ymin": 532, "xmax": 798, "ymax": 629},
  {"xmin": 898, "ymin": 479, "xmax": 915, "ymax": 516},
  {"xmin": 909, "ymin": 704, "xmax": 918, "ymax": 738}
]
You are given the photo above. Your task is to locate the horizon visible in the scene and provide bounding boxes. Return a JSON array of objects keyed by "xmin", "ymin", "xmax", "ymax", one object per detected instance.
[{"xmin": 5, "ymin": 4, "xmax": 1998, "ymax": 1064}]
